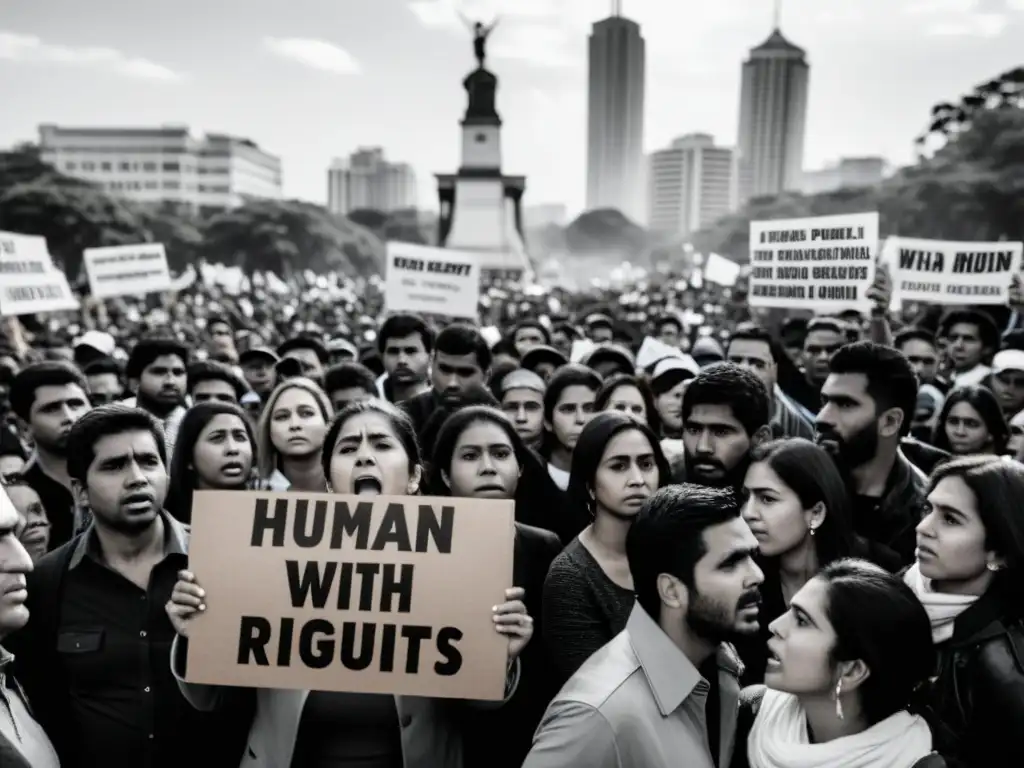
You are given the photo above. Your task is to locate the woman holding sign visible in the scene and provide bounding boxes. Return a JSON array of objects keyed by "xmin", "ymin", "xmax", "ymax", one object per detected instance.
[
  {"xmin": 426, "ymin": 406, "xmax": 563, "ymax": 768},
  {"xmin": 167, "ymin": 400, "xmax": 533, "ymax": 768}
]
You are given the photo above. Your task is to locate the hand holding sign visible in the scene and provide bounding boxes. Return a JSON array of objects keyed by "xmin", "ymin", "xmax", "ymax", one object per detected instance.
[
  {"xmin": 492, "ymin": 586, "xmax": 532, "ymax": 664},
  {"xmin": 865, "ymin": 263, "xmax": 892, "ymax": 314},
  {"xmin": 166, "ymin": 570, "xmax": 205, "ymax": 638}
]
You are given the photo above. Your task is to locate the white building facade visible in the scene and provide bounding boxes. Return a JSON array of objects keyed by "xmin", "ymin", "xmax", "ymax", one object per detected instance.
[
  {"xmin": 327, "ymin": 148, "xmax": 417, "ymax": 216},
  {"xmin": 647, "ymin": 134, "xmax": 736, "ymax": 237}
]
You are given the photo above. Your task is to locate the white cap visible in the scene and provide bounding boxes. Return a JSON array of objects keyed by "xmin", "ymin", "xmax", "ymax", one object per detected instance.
[
  {"xmin": 73, "ymin": 330, "xmax": 115, "ymax": 357},
  {"xmin": 993, "ymin": 349, "xmax": 1024, "ymax": 373},
  {"xmin": 652, "ymin": 355, "xmax": 700, "ymax": 381}
]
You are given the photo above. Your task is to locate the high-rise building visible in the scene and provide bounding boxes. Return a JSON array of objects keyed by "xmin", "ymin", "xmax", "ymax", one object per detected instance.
[
  {"xmin": 736, "ymin": 25, "xmax": 809, "ymax": 206},
  {"xmin": 801, "ymin": 157, "xmax": 887, "ymax": 195},
  {"xmin": 647, "ymin": 134, "xmax": 736, "ymax": 237},
  {"xmin": 327, "ymin": 148, "xmax": 417, "ymax": 216},
  {"xmin": 37, "ymin": 124, "xmax": 282, "ymax": 213},
  {"xmin": 586, "ymin": 3, "xmax": 646, "ymax": 222}
]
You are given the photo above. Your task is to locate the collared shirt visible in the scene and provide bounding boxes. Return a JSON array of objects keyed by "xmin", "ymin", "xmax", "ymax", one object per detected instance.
[
  {"xmin": 0, "ymin": 646, "xmax": 60, "ymax": 768},
  {"xmin": 28, "ymin": 511, "xmax": 250, "ymax": 768},
  {"xmin": 523, "ymin": 603, "xmax": 743, "ymax": 768},
  {"xmin": 119, "ymin": 397, "xmax": 187, "ymax": 460},
  {"xmin": 773, "ymin": 386, "xmax": 816, "ymax": 441}
]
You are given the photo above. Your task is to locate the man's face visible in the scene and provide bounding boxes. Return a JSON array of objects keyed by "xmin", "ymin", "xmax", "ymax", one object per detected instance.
[
  {"xmin": 899, "ymin": 339, "xmax": 939, "ymax": 386},
  {"xmin": 208, "ymin": 322, "xmax": 235, "ymax": 355},
  {"xmin": 27, "ymin": 383, "xmax": 91, "ymax": 455},
  {"xmin": 945, "ymin": 322, "xmax": 986, "ymax": 373},
  {"xmin": 283, "ymin": 348, "xmax": 324, "ymax": 380},
  {"xmin": 802, "ymin": 329, "xmax": 844, "ymax": 385},
  {"xmin": 76, "ymin": 430, "xmax": 168, "ymax": 535},
  {"xmin": 242, "ymin": 358, "xmax": 276, "ymax": 394},
  {"xmin": 382, "ymin": 333, "xmax": 430, "ymax": 386},
  {"xmin": 991, "ymin": 368, "xmax": 1024, "ymax": 416},
  {"xmin": 501, "ymin": 388, "xmax": 545, "ymax": 447},
  {"xmin": 684, "ymin": 404, "xmax": 753, "ymax": 488},
  {"xmin": 513, "ymin": 326, "xmax": 546, "ymax": 357},
  {"xmin": 86, "ymin": 372, "xmax": 124, "ymax": 406},
  {"xmin": 550, "ymin": 330, "xmax": 571, "ymax": 357},
  {"xmin": 684, "ymin": 517, "xmax": 763, "ymax": 640},
  {"xmin": 815, "ymin": 372, "xmax": 881, "ymax": 469},
  {"xmin": 138, "ymin": 354, "xmax": 187, "ymax": 407},
  {"xmin": 329, "ymin": 386, "xmax": 373, "ymax": 413},
  {"xmin": 5, "ymin": 484, "xmax": 50, "ymax": 562},
  {"xmin": 657, "ymin": 323, "xmax": 681, "ymax": 348},
  {"xmin": 0, "ymin": 489, "xmax": 32, "ymax": 637},
  {"xmin": 431, "ymin": 351, "xmax": 486, "ymax": 405},
  {"xmin": 192, "ymin": 378, "xmax": 238, "ymax": 404},
  {"xmin": 727, "ymin": 339, "xmax": 777, "ymax": 393}
]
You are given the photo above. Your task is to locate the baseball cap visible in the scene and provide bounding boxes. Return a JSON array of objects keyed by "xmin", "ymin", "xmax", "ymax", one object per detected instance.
[
  {"xmin": 993, "ymin": 349, "xmax": 1024, "ymax": 374},
  {"xmin": 73, "ymin": 331, "xmax": 116, "ymax": 357}
]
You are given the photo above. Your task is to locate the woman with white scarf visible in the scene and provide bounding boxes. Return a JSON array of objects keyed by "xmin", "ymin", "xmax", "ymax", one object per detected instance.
[
  {"xmin": 904, "ymin": 455, "xmax": 1024, "ymax": 768},
  {"xmin": 732, "ymin": 559, "xmax": 944, "ymax": 768}
]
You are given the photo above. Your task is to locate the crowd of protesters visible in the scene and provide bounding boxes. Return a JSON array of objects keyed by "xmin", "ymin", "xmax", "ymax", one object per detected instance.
[{"xmin": 0, "ymin": 261, "xmax": 1021, "ymax": 768}]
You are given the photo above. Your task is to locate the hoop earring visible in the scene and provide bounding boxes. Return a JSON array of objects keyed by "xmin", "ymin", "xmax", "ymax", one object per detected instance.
[
  {"xmin": 834, "ymin": 679, "xmax": 844, "ymax": 721},
  {"xmin": 809, "ymin": 526, "xmax": 817, "ymax": 537}
]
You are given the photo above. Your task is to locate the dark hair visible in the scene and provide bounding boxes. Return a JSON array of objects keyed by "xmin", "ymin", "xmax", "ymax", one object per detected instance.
[
  {"xmin": 0, "ymin": 428, "xmax": 27, "ymax": 461},
  {"xmin": 82, "ymin": 356, "xmax": 123, "ymax": 379},
  {"xmin": 435, "ymin": 324, "xmax": 492, "ymax": 371},
  {"xmin": 418, "ymin": 384, "xmax": 500, "ymax": 462},
  {"xmin": 125, "ymin": 337, "xmax": 189, "ymax": 381},
  {"xmin": 167, "ymin": 402, "xmax": 255, "ymax": 523},
  {"xmin": 594, "ymin": 374, "xmax": 661, "ymax": 435},
  {"xmin": 512, "ymin": 320, "xmax": 551, "ymax": 346},
  {"xmin": 377, "ymin": 314, "xmax": 435, "ymax": 356},
  {"xmin": 425, "ymin": 406, "xmax": 527, "ymax": 495},
  {"xmin": 748, "ymin": 439, "xmax": 856, "ymax": 565},
  {"xmin": 893, "ymin": 327, "xmax": 938, "ymax": 351},
  {"xmin": 682, "ymin": 362, "xmax": 770, "ymax": 436},
  {"xmin": 939, "ymin": 309, "xmax": 999, "ymax": 351},
  {"xmin": 566, "ymin": 411, "xmax": 670, "ymax": 531},
  {"xmin": 805, "ymin": 317, "xmax": 845, "ymax": 338},
  {"xmin": 552, "ymin": 322, "xmax": 580, "ymax": 342},
  {"xmin": 828, "ymin": 342, "xmax": 917, "ymax": 437},
  {"xmin": 206, "ymin": 315, "xmax": 234, "ymax": 333},
  {"xmin": 816, "ymin": 559, "xmax": 935, "ymax": 725},
  {"xmin": 321, "ymin": 399, "xmax": 420, "ymax": 482},
  {"xmin": 627, "ymin": 484, "xmax": 742, "ymax": 617},
  {"xmin": 653, "ymin": 315, "xmax": 682, "ymax": 334},
  {"xmin": 323, "ymin": 362, "xmax": 378, "ymax": 397},
  {"xmin": 927, "ymin": 455, "xmax": 1024, "ymax": 603},
  {"xmin": 66, "ymin": 404, "xmax": 167, "ymax": 483},
  {"xmin": 277, "ymin": 336, "xmax": 329, "ymax": 364},
  {"xmin": 9, "ymin": 362, "xmax": 89, "ymax": 421},
  {"xmin": 931, "ymin": 385, "xmax": 1008, "ymax": 455},
  {"xmin": 187, "ymin": 360, "xmax": 248, "ymax": 400},
  {"xmin": 541, "ymin": 364, "xmax": 603, "ymax": 458},
  {"xmin": 486, "ymin": 360, "xmax": 521, "ymax": 401}
]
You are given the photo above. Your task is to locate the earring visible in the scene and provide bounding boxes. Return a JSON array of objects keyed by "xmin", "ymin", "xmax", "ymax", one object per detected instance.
[
  {"xmin": 834, "ymin": 679, "xmax": 844, "ymax": 721},
  {"xmin": 987, "ymin": 562, "xmax": 1000, "ymax": 572},
  {"xmin": 809, "ymin": 526, "xmax": 817, "ymax": 537}
]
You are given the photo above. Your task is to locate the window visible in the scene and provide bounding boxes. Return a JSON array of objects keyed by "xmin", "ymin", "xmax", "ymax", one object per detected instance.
[
  {"xmin": 82, "ymin": 162, "xmax": 96, "ymax": 171},
  {"xmin": 163, "ymin": 181, "xmax": 180, "ymax": 190},
  {"xmin": 119, "ymin": 162, "xmax": 131, "ymax": 171},
  {"xmin": 100, "ymin": 162, "xmax": 112, "ymax": 172},
  {"xmin": 66, "ymin": 162, "xmax": 77, "ymax": 171},
  {"xmin": 145, "ymin": 181, "xmax": 158, "ymax": 190},
  {"xmin": 143, "ymin": 162, "xmax": 157, "ymax": 172},
  {"xmin": 163, "ymin": 162, "xmax": 180, "ymax": 172}
]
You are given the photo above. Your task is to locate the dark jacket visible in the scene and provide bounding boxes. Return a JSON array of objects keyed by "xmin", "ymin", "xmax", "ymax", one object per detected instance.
[
  {"xmin": 855, "ymin": 449, "xmax": 930, "ymax": 566},
  {"xmin": 914, "ymin": 587, "xmax": 1024, "ymax": 768}
]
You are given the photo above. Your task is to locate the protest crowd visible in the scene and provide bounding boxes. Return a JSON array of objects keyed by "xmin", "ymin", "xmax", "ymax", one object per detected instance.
[{"xmin": 1, "ymin": 219, "xmax": 1024, "ymax": 768}]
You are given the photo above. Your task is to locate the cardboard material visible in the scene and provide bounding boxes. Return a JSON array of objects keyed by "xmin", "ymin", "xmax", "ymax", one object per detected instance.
[
  {"xmin": 185, "ymin": 490, "xmax": 515, "ymax": 700},
  {"xmin": 0, "ymin": 231, "xmax": 79, "ymax": 316},
  {"xmin": 384, "ymin": 242, "xmax": 480, "ymax": 320},
  {"xmin": 83, "ymin": 242, "xmax": 172, "ymax": 299}
]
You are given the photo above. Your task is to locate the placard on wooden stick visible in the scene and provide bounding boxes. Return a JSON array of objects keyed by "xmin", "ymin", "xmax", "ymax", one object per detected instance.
[{"xmin": 185, "ymin": 491, "xmax": 515, "ymax": 700}]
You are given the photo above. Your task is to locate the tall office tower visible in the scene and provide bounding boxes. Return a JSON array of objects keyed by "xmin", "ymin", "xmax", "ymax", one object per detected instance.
[
  {"xmin": 647, "ymin": 134, "xmax": 737, "ymax": 237},
  {"xmin": 327, "ymin": 148, "xmax": 418, "ymax": 216},
  {"xmin": 736, "ymin": 4, "xmax": 809, "ymax": 206},
  {"xmin": 586, "ymin": 0, "xmax": 646, "ymax": 222}
]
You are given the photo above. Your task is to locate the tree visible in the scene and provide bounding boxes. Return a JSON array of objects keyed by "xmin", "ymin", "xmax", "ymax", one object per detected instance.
[
  {"xmin": 565, "ymin": 208, "xmax": 652, "ymax": 259},
  {"xmin": 917, "ymin": 66, "xmax": 1024, "ymax": 148},
  {"xmin": 346, "ymin": 207, "xmax": 428, "ymax": 245}
]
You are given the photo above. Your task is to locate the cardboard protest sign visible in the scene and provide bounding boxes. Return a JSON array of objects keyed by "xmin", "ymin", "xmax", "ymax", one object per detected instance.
[
  {"xmin": 83, "ymin": 243, "xmax": 172, "ymax": 299},
  {"xmin": 635, "ymin": 336, "xmax": 684, "ymax": 370},
  {"xmin": 748, "ymin": 213, "xmax": 879, "ymax": 312},
  {"xmin": 384, "ymin": 242, "xmax": 480, "ymax": 320},
  {"xmin": 704, "ymin": 253, "xmax": 741, "ymax": 287},
  {"xmin": 0, "ymin": 231, "xmax": 79, "ymax": 316},
  {"xmin": 185, "ymin": 490, "xmax": 515, "ymax": 700},
  {"xmin": 883, "ymin": 237, "xmax": 1023, "ymax": 306}
]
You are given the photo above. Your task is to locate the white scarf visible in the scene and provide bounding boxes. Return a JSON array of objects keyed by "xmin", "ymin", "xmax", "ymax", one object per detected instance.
[
  {"xmin": 903, "ymin": 562, "xmax": 977, "ymax": 643},
  {"xmin": 748, "ymin": 689, "xmax": 933, "ymax": 768}
]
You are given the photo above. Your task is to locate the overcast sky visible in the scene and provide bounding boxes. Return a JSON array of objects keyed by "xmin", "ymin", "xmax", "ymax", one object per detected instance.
[{"xmin": 1, "ymin": 0, "xmax": 1022, "ymax": 215}]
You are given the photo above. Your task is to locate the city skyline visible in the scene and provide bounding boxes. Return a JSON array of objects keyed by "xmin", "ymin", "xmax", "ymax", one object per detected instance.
[{"xmin": 1, "ymin": 0, "xmax": 1023, "ymax": 218}]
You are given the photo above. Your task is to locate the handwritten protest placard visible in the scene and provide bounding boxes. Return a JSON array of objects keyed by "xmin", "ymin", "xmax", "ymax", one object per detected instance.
[
  {"xmin": 83, "ymin": 243, "xmax": 172, "ymax": 299},
  {"xmin": 185, "ymin": 490, "xmax": 515, "ymax": 700},
  {"xmin": 748, "ymin": 213, "xmax": 879, "ymax": 312},
  {"xmin": 384, "ymin": 242, "xmax": 480, "ymax": 320},
  {"xmin": 883, "ymin": 237, "xmax": 1023, "ymax": 306},
  {"xmin": 0, "ymin": 231, "xmax": 79, "ymax": 316}
]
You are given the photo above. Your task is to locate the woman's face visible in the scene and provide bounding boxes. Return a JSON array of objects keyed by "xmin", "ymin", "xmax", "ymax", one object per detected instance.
[
  {"xmin": 592, "ymin": 428, "xmax": 659, "ymax": 518},
  {"xmin": 916, "ymin": 475, "xmax": 996, "ymax": 590},
  {"xmin": 547, "ymin": 385, "xmax": 596, "ymax": 452},
  {"xmin": 765, "ymin": 576, "xmax": 837, "ymax": 695},
  {"xmin": 742, "ymin": 460, "xmax": 817, "ymax": 558},
  {"xmin": 270, "ymin": 387, "xmax": 328, "ymax": 457},
  {"xmin": 445, "ymin": 420, "xmax": 520, "ymax": 500},
  {"xmin": 329, "ymin": 411, "xmax": 418, "ymax": 496},
  {"xmin": 655, "ymin": 381, "xmax": 686, "ymax": 432},
  {"xmin": 192, "ymin": 414, "xmax": 254, "ymax": 489},
  {"xmin": 943, "ymin": 401, "xmax": 992, "ymax": 455},
  {"xmin": 605, "ymin": 385, "xmax": 647, "ymax": 423}
]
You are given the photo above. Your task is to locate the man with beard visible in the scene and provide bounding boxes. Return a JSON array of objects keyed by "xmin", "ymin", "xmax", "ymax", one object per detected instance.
[
  {"xmin": 123, "ymin": 338, "xmax": 189, "ymax": 460},
  {"xmin": 8, "ymin": 405, "xmax": 250, "ymax": 768},
  {"xmin": 673, "ymin": 363, "xmax": 771, "ymax": 492},
  {"xmin": 815, "ymin": 341, "xmax": 929, "ymax": 565},
  {"xmin": 9, "ymin": 363, "xmax": 92, "ymax": 550},
  {"xmin": 377, "ymin": 313, "xmax": 434, "ymax": 404},
  {"xmin": 523, "ymin": 484, "xmax": 763, "ymax": 768},
  {"xmin": 400, "ymin": 323, "xmax": 491, "ymax": 437}
]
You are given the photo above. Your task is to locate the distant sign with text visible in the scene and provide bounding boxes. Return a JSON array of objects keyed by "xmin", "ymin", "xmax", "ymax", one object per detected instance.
[
  {"xmin": 883, "ymin": 236, "xmax": 1022, "ymax": 305},
  {"xmin": 0, "ymin": 230, "xmax": 79, "ymax": 316},
  {"xmin": 84, "ymin": 243, "xmax": 172, "ymax": 299},
  {"xmin": 384, "ymin": 242, "xmax": 480, "ymax": 320}
]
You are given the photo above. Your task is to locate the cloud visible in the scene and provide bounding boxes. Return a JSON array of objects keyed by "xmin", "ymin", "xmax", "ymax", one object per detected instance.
[
  {"xmin": 263, "ymin": 37, "xmax": 361, "ymax": 75},
  {"xmin": 903, "ymin": 0, "xmax": 979, "ymax": 14},
  {"xmin": 0, "ymin": 31, "xmax": 182, "ymax": 81},
  {"xmin": 1007, "ymin": 0, "xmax": 1024, "ymax": 11},
  {"xmin": 926, "ymin": 12, "xmax": 1008, "ymax": 36}
]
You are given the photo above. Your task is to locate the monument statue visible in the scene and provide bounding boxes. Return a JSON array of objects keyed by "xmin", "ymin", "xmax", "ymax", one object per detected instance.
[{"xmin": 460, "ymin": 13, "xmax": 499, "ymax": 68}]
